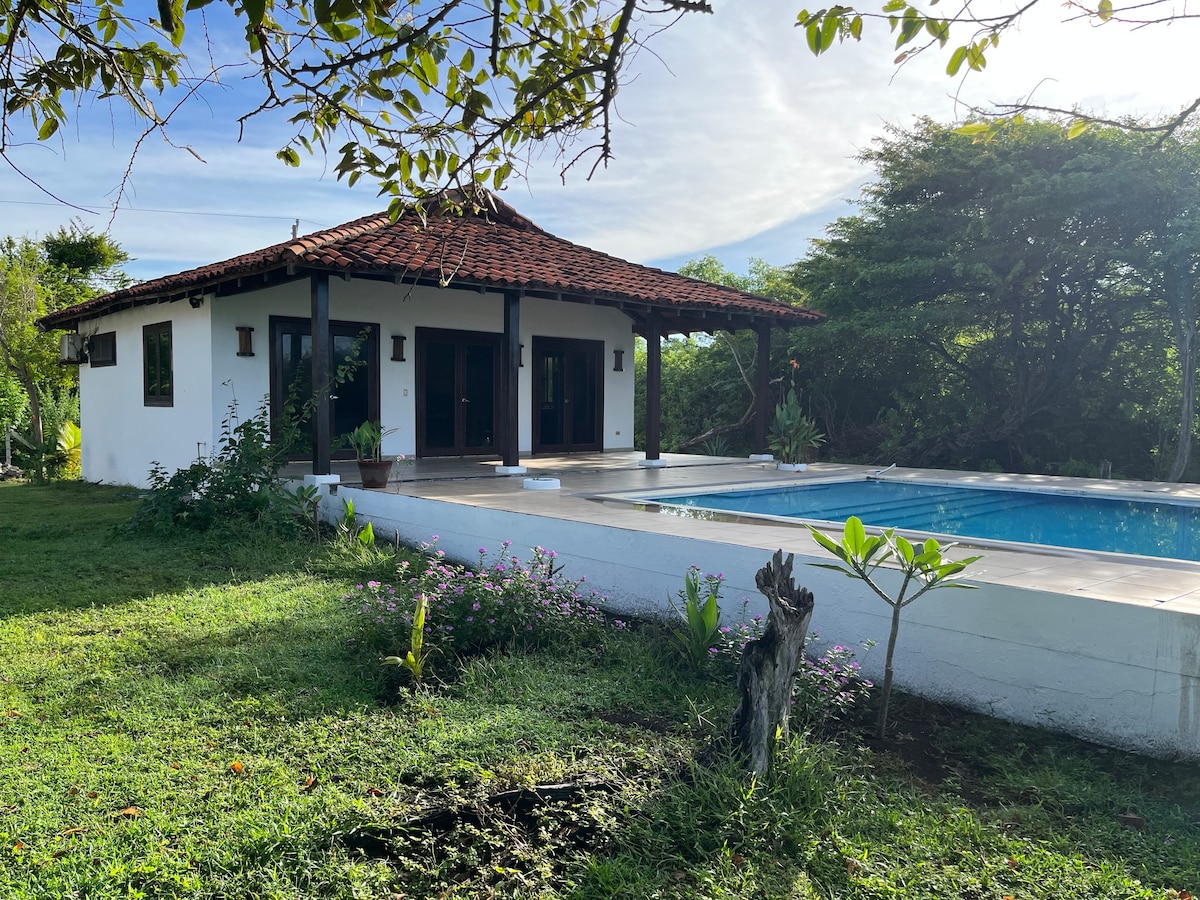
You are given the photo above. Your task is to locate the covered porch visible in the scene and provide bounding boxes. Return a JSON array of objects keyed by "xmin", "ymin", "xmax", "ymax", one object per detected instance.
[{"xmin": 282, "ymin": 448, "xmax": 754, "ymax": 487}]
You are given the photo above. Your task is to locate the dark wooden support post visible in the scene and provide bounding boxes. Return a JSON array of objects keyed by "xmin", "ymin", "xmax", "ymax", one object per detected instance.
[
  {"xmin": 754, "ymin": 321, "xmax": 771, "ymax": 456},
  {"xmin": 502, "ymin": 290, "xmax": 521, "ymax": 469},
  {"xmin": 644, "ymin": 310, "xmax": 662, "ymax": 462},
  {"xmin": 311, "ymin": 272, "xmax": 331, "ymax": 476}
]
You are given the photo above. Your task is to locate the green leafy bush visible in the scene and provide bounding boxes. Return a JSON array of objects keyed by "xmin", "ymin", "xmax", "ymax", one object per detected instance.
[{"xmin": 131, "ymin": 402, "xmax": 298, "ymax": 534}]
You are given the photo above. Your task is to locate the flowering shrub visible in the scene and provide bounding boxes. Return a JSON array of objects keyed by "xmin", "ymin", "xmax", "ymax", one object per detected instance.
[
  {"xmin": 792, "ymin": 634, "xmax": 874, "ymax": 730},
  {"xmin": 349, "ymin": 539, "xmax": 610, "ymax": 673},
  {"xmin": 711, "ymin": 596, "xmax": 764, "ymax": 660}
]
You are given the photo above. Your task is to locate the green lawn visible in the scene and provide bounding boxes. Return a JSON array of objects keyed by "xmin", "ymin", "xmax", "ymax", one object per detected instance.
[{"xmin": 1, "ymin": 481, "xmax": 1197, "ymax": 899}]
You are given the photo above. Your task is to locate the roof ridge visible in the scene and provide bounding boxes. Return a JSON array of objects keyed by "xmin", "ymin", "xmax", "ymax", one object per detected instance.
[{"xmin": 284, "ymin": 211, "xmax": 394, "ymax": 260}]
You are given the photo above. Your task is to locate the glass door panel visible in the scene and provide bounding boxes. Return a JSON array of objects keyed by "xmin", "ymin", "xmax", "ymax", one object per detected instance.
[
  {"xmin": 423, "ymin": 341, "xmax": 457, "ymax": 451},
  {"xmin": 270, "ymin": 317, "xmax": 379, "ymax": 459},
  {"xmin": 463, "ymin": 343, "xmax": 497, "ymax": 451},
  {"xmin": 417, "ymin": 328, "xmax": 502, "ymax": 456},
  {"xmin": 532, "ymin": 337, "xmax": 602, "ymax": 452},
  {"xmin": 569, "ymin": 348, "xmax": 599, "ymax": 445},
  {"xmin": 538, "ymin": 350, "xmax": 565, "ymax": 447}
]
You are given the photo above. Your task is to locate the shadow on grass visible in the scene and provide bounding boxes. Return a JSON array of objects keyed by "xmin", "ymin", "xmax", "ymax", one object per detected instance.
[
  {"xmin": 40, "ymin": 601, "xmax": 398, "ymax": 725},
  {"xmin": 0, "ymin": 482, "xmax": 348, "ymax": 618}
]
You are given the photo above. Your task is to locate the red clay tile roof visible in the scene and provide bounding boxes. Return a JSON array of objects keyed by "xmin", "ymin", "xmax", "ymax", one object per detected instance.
[{"xmin": 40, "ymin": 195, "xmax": 823, "ymax": 330}]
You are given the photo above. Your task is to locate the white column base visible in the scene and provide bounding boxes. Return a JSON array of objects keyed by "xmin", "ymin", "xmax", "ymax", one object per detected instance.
[
  {"xmin": 495, "ymin": 465, "xmax": 528, "ymax": 475},
  {"xmin": 303, "ymin": 473, "xmax": 341, "ymax": 486},
  {"xmin": 748, "ymin": 453, "xmax": 774, "ymax": 462},
  {"xmin": 638, "ymin": 458, "xmax": 668, "ymax": 468}
]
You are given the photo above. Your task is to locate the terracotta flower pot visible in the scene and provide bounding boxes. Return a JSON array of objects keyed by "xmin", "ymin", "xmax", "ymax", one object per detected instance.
[{"xmin": 357, "ymin": 459, "xmax": 393, "ymax": 488}]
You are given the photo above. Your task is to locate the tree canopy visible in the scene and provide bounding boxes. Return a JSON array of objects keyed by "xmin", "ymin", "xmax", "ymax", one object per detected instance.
[
  {"xmin": 791, "ymin": 118, "xmax": 1200, "ymax": 478},
  {"xmin": 1, "ymin": 0, "xmax": 712, "ymax": 209},
  {"xmin": 0, "ymin": 226, "xmax": 128, "ymax": 450}
]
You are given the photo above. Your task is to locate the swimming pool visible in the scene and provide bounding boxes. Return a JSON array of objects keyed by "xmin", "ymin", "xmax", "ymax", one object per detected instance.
[{"xmin": 649, "ymin": 479, "xmax": 1200, "ymax": 562}]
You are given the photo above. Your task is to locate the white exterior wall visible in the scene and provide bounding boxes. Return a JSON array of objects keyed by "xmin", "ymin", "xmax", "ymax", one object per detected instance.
[
  {"xmin": 207, "ymin": 278, "xmax": 635, "ymax": 456},
  {"xmin": 79, "ymin": 276, "xmax": 634, "ymax": 485},
  {"xmin": 79, "ymin": 298, "xmax": 214, "ymax": 487},
  {"xmin": 331, "ymin": 486, "xmax": 1200, "ymax": 759}
]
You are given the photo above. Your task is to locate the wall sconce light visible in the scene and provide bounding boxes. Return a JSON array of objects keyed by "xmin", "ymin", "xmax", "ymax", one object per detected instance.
[
  {"xmin": 189, "ymin": 295, "xmax": 205, "ymax": 309},
  {"xmin": 613, "ymin": 349, "xmax": 624, "ymax": 372},
  {"xmin": 391, "ymin": 335, "xmax": 407, "ymax": 362},
  {"xmin": 236, "ymin": 326, "xmax": 254, "ymax": 357}
]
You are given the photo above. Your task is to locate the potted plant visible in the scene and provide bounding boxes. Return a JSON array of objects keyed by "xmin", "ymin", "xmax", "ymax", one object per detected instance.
[
  {"xmin": 767, "ymin": 390, "xmax": 825, "ymax": 471},
  {"xmin": 343, "ymin": 420, "xmax": 398, "ymax": 488}
]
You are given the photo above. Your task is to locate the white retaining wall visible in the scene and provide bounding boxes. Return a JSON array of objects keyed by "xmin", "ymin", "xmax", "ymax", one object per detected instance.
[{"xmin": 327, "ymin": 485, "xmax": 1200, "ymax": 759}]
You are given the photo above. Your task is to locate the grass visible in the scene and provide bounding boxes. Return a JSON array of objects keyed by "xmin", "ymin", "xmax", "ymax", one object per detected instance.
[{"xmin": 2, "ymin": 480, "xmax": 1198, "ymax": 898}]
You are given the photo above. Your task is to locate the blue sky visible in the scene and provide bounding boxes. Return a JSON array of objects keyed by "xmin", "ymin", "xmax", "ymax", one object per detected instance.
[{"xmin": 3, "ymin": 2, "xmax": 1195, "ymax": 284}]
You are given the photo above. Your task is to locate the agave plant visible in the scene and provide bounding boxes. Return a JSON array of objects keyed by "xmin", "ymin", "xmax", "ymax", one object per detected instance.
[{"xmin": 767, "ymin": 390, "xmax": 825, "ymax": 465}]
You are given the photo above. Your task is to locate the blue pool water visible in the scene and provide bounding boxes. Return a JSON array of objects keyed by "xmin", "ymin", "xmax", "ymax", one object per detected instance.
[{"xmin": 650, "ymin": 480, "xmax": 1200, "ymax": 562}]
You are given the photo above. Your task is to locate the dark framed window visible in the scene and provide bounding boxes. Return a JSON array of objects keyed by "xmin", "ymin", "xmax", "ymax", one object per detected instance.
[
  {"xmin": 143, "ymin": 322, "xmax": 173, "ymax": 406},
  {"xmin": 89, "ymin": 331, "xmax": 116, "ymax": 367}
]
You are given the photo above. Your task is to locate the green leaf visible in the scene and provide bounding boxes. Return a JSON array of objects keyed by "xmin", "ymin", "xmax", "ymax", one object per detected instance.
[
  {"xmin": 1067, "ymin": 119, "xmax": 1091, "ymax": 139},
  {"xmin": 807, "ymin": 562, "xmax": 862, "ymax": 577},
  {"xmin": 243, "ymin": 0, "xmax": 266, "ymax": 26},
  {"xmin": 37, "ymin": 118, "xmax": 59, "ymax": 140},
  {"xmin": 819, "ymin": 13, "xmax": 840, "ymax": 52},
  {"xmin": 1097, "ymin": 0, "xmax": 1113, "ymax": 21},
  {"xmin": 845, "ymin": 515, "xmax": 867, "ymax": 556},
  {"xmin": 946, "ymin": 44, "xmax": 967, "ymax": 75}
]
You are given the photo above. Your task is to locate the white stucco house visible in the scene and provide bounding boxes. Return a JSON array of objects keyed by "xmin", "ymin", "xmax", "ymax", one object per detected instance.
[{"xmin": 39, "ymin": 195, "xmax": 822, "ymax": 487}]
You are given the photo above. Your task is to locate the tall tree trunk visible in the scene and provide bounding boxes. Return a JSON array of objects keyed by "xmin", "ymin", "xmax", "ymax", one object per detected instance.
[
  {"xmin": 1167, "ymin": 261, "xmax": 1197, "ymax": 483},
  {"xmin": 1170, "ymin": 323, "xmax": 1197, "ymax": 482},
  {"xmin": 730, "ymin": 550, "xmax": 815, "ymax": 776}
]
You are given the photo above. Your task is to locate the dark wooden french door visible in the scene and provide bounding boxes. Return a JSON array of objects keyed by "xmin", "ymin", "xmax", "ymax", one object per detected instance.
[
  {"xmin": 417, "ymin": 328, "xmax": 502, "ymax": 456},
  {"xmin": 532, "ymin": 337, "xmax": 603, "ymax": 453},
  {"xmin": 269, "ymin": 316, "xmax": 380, "ymax": 459}
]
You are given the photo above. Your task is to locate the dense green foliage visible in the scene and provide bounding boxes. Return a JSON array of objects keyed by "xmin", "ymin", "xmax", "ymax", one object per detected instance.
[
  {"xmin": 794, "ymin": 119, "xmax": 1200, "ymax": 478},
  {"xmin": 634, "ymin": 257, "xmax": 812, "ymax": 456},
  {"xmin": 650, "ymin": 120, "xmax": 1200, "ymax": 481},
  {"xmin": 0, "ymin": 225, "xmax": 127, "ymax": 477},
  {"xmin": 2, "ymin": 481, "xmax": 1198, "ymax": 898}
]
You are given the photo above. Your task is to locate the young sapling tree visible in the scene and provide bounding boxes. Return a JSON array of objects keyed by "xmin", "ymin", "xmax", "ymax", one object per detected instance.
[{"xmin": 807, "ymin": 516, "xmax": 980, "ymax": 739}]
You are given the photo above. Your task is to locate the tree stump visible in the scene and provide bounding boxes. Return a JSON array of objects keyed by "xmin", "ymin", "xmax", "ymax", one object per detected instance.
[{"xmin": 730, "ymin": 549, "xmax": 815, "ymax": 776}]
